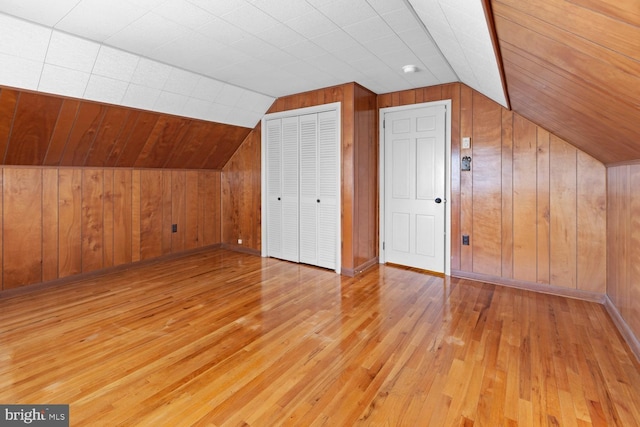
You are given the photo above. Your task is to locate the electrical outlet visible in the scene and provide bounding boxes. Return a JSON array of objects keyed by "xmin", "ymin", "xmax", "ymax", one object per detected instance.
[
  {"xmin": 237, "ymin": 238, "xmax": 243, "ymax": 245},
  {"xmin": 172, "ymin": 224, "xmax": 177, "ymax": 233},
  {"xmin": 462, "ymin": 235, "xmax": 469, "ymax": 245},
  {"xmin": 462, "ymin": 137, "xmax": 471, "ymax": 149}
]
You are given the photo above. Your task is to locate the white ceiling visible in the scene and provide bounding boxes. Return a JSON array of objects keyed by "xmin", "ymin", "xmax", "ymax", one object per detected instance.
[{"xmin": 0, "ymin": 0, "xmax": 507, "ymax": 128}]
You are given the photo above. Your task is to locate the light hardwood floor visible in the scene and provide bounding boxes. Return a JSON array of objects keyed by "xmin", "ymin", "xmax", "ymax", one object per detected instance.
[{"xmin": 0, "ymin": 249, "xmax": 639, "ymax": 426}]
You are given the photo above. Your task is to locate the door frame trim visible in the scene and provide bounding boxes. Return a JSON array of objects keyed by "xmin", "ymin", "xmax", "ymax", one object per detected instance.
[
  {"xmin": 378, "ymin": 100, "xmax": 452, "ymax": 276},
  {"xmin": 260, "ymin": 101, "xmax": 342, "ymax": 274}
]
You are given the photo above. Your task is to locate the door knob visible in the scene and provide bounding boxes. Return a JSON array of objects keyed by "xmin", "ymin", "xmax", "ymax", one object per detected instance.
[{"xmin": 435, "ymin": 198, "xmax": 442, "ymax": 204}]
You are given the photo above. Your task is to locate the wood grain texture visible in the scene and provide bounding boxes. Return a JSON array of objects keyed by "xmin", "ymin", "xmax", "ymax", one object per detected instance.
[
  {"xmin": 113, "ymin": 169, "xmax": 132, "ymax": 266},
  {"xmin": 0, "ymin": 89, "xmax": 19, "ymax": 162},
  {"xmin": 2, "ymin": 168, "xmax": 42, "ymax": 289},
  {"xmin": 44, "ymin": 99, "xmax": 80, "ymax": 166},
  {"xmin": 5, "ymin": 92, "xmax": 62, "ymax": 165},
  {"xmin": 81, "ymin": 169, "xmax": 104, "ymax": 272},
  {"xmin": 84, "ymin": 106, "xmax": 130, "ymax": 167},
  {"xmin": 58, "ymin": 169, "xmax": 82, "ymax": 278},
  {"xmin": 60, "ymin": 102, "xmax": 106, "ymax": 166},
  {"xmin": 103, "ymin": 169, "xmax": 114, "ymax": 268},
  {"xmin": 512, "ymin": 115, "xmax": 537, "ymax": 282},
  {"xmin": 549, "ymin": 136, "xmax": 577, "ymax": 288},
  {"xmin": 459, "ymin": 85, "xmax": 474, "ymax": 272},
  {"xmin": 471, "ymin": 93, "xmax": 502, "ymax": 277},
  {"xmin": 0, "ymin": 249, "xmax": 638, "ymax": 426},
  {"xmin": 185, "ymin": 171, "xmax": 200, "ymax": 250},
  {"xmin": 607, "ymin": 165, "xmax": 640, "ymax": 342},
  {"xmin": 171, "ymin": 171, "xmax": 186, "ymax": 253},
  {"xmin": 491, "ymin": 0, "xmax": 640, "ymax": 164},
  {"xmin": 42, "ymin": 169, "xmax": 59, "ymax": 282},
  {"xmin": 139, "ymin": 170, "xmax": 164, "ymax": 260},
  {"xmin": 442, "ymin": 84, "xmax": 462, "ymax": 272},
  {"xmin": 500, "ymin": 110, "xmax": 513, "ymax": 279}
]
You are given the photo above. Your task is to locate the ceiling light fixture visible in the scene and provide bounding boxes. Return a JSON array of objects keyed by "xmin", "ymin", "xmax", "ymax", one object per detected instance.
[{"xmin": 402, "ymin": 64, "xmax": 418, "ymax": 73}]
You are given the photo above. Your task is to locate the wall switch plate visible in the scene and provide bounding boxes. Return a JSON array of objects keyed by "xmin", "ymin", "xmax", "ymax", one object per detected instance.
[
  {"xmin": 462, "ymin": 137, "xmax": 471, "ymax": 149},
  {"xmin": 238, "ymin": 239, "xmax": 243, "ymax": 245}
]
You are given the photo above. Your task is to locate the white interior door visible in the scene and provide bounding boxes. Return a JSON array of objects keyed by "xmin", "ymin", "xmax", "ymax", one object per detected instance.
[{"xmin": 384, "ymin": 105, "xmax": 446, "ymax": 272}]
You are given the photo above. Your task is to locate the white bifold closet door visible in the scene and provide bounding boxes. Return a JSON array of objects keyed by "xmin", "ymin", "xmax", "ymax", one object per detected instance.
[
  {"xmin": 265, "ymin": 108, "xmax": 338, "ymax": 271},
  {"xmin": 266, "ymin": 116, "xmax": 299, "ymax": 263}
]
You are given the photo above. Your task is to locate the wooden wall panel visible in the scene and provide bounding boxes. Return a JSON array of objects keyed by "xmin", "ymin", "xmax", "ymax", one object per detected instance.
[
  {"xmin": 103, "ymin": 170, "xmax": 114, "ymax": 269},
  {"xmin": 113, "ymin": 169, "xmax": 132, "ymax": 266},
  {"xmin": 549, "ymin": 136, "xmax": 577, "ymax": 288},
  {"xmin": 577, "ymin": 152, "xmax": 606, "ymax": 293},
  {"xmin": 607, "ymin": 165, "xmax": 639, "ymax": 342},
  {"xmin": 459, "ymin": 85, "xmax": 474, "ymax": 271},
  {"xmin": 471, "ymin": 93, "xmax": 503, "ymax": 277},
  {"xmin": 0, "ymin": 86, "xmax": 253, "ymax": 170},
  {"xmin": 0, "ymin": 89, "xmax": 19, "ymax": 159},
  {"xmin": 42, "ymin": 169, "xmax": 59, "ymax": 282},
  {"xmin": 512, "ymin": 115, "xmax": 537, "ymax": 282},
  {"xmin": 442, "ymin": 84, "xmax": 462, "ymax": 272},
  {"xmin": 81, "ymin": 169, "xmax": 104, "ymax": 272},
  {"xmin": 185, "ymin": 171, "xmax": 200, "ymax": 249},
  {"xmin": 500, "ymin": 110, "xmax": 513, "ymax": 279},
  {"xmin": 536, "ymin": 129, "xmax": 550, "ymax": 284},
  {"xmin": 59, "ymin": 169, "xmax": 82, "ymax": 278},
  {"xmin": 139, "ymin": 170, "xmax": 164, "ymax": 260},
  {"xmin": 171, "ymin": 171, "xmax": 186, "ymax": 252},
  {"xmin": 202, "ymin": 171, "xmax": 221, "ymax": 246},
  {"xmin": 5, "ymin": 93, "xmax": 62, "ymax": 165},
  {"xmin": 3, "ymin": 169, "xmax": 42, "ymax": 289},
  {"xmin": 162, "ymin": 171, "xmax": 173, "ymax": 256},
  {"xmin": 131, "ymin": 170, "xmax": 141, "ymax": 262}
]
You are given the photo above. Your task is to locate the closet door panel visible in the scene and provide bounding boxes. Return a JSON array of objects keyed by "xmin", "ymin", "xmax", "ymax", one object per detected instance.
[
  {"xmin": 266, "ymin": 119, "xmax": 282, "ymax": 258},
  {"xmin": 317, "ymin": 110, "xmax": 339, "ymax": 270},
  {"xmin": 299, "ymin": 113, "xmax": 318, "ymax": 265},
  {"xmin": 281, "ymin": 116, "xmax": 299, "ymax": 262}
]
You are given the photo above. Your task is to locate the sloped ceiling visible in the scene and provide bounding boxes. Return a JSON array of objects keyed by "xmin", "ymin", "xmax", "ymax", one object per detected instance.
[
  {"xmin": 0, "ymin": 0, "xmax": 506, "ymax": 129},
  {"xmin": 492, "ymin": 0, "xmax": 640, "ymax": 165}
]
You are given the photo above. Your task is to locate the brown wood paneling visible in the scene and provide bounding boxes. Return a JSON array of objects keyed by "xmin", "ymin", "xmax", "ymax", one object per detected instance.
[
  {"xmin": 549, "ymin": 136, "xmax": 577, "ymax": 288},
  {"xmin": 139, "ymin": 170, "xmax": 164, "ymax": 260},
  {"xmin": 200, "ymin": 171, "xmax": 221, "ymax": 246},
  {"xmin": 500, "ymin": 109, "xmax": 513, "ymax": 279},
  {"xmin": 512, "ymin": 115, "xmax": 537, "ymax": 282},
  {"xmin": 492, "ymin": 0, "xmax": 640, "ymax": 165},
  {"xmin": 171, "ymin": 171, "xmax": 186, "ymax": 252},
  {"xmin": 59, "ymin": 169, "xmax": 83, "ymax": 278},
  {"xmin": 42, "ymin": 168, "xmax": 59, "ymax": 282},
  {"xmin": 164, "ymin": 121, "xmax": 209, "ymax": 169},
  {"xmin": 61, "ymin": 103, "xmax": 106, "ymax": 166},
  {"xmin": 162, "ymin": 171, "xmax": 173, "ymax": 255},
  {"xmin": 3, "ymin": 168, "xmax": 42, "ymax": 288},
  {"xmin": 629, "ymin": 167, "xmax": 640, "ymax": 335},
  {"xmin": 113, "ymin": 169, "xmax": 132, "ymax": 266},
  {"xmin": 222, "ymin": 127, "xmax": 261, "ymax": 250},
  {"xmin": 459, "ymin": 85, "xmax": 474, "ymax": 271},
  {"xmin": 44, "ymin": 99, "xmax": 80, "ymax": 166},
  {"xmin": 536, "ymin": 129, "xmax": 550, "ymax": 284},
  {"xmin": 5, "ymin": 93, "xmax": 62, "ymax": 165},
  {"xmin": 84, "ymin": 106, "xmax": 130, "ymax": 167},
  {"xmin": 131, "ymin": 170, "xmax": 141, "ymax": 262},
  {"xmin": 200, "ymin": 126, "xmax": 253, "ymax": 170},
  {"xmin": 81, "ymin": 169, "xmax": 104, "ymax": 272},
  {"xmin": 471, "ymin": 93, "xmax": 502, "ymax": 277},
  {"xmin": 0, "ymin": 89, "xmax": 19, "ymax": 162},
  {"xmin": 185, "ymin": 171, "xmax": 200, "ymax": 249},
  {"xmin": 104, "ymin": 111, "xmax": 141, "ymax": 167},
  {"xmin": 115, "ymin": 112, "xmax": 160, "ymax": 168},
  {"xmin": 103, "ymin": 169, "xmax": 114, "ymax": 268},
  {"xmin": 135, "ymin": 117, "xmax": 190, "ymax": 168},
  {"xmin": 576, "ymin": 152, "xmax": 606, "ymax": 293}
]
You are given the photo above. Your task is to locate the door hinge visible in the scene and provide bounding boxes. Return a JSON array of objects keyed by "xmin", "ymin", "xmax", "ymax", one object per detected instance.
[
  {"xmin": 383, "ymin": 119, "xmax": 385, "ymax": 129},
  {"xmin": 383, "ymin": 241, "xmax": 385, "ymax": 250}
]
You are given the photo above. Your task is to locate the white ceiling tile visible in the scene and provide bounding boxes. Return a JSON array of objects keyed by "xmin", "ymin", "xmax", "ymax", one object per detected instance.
[
  {"xmin": 250, "ymin": 0, "xmax": 316, "ymax": 22},
  {"xmin": 185, "ymin": 0, "xmax": 247, "ymax": 16},
  {"xmin": 93, "ymin": 45, "xmax": 139, "ymax": 81},
  {"xmin": 181, "ymin": 97, "xmax": 213, "ymax": 119},
  {"xmin": 55, "ymin": 0, "xmax": 149, "ymax": 42},
  {"xmin": 205, "ymin": 103, "xmax": 231, "ymax": 123},
  {"xmin": 163, "ymin": 67, "xmax": 201, "ymax": 96},
  {"xmin": 222, "ymin": 3, "xmax": 280, "ymax": 35},
  {"xmin": 285, "ymin": 11, "xmax": 339, "ymax": 39},
  {"xmin": 154, "ymin": 0, "xmax": 213, "ymax": 29},
  {"xmin": 226, "ymin": 107, "xmax": 262, "ymax": 128},
  {"xmin": 313, "ymin": 0, "xmax": 377, "ymax": 27},
  {"xmin": 0, "ymin": 2, "xmax": 78, "ymax": 26},
  {"xmin": 216, "ymin": 84, "xmax": 245, "ymax": 106},
  {"xmin": 311, "ymin": 30, "xmax": 357, "ymax": 52},
  {"xmin": 343, "ymin": 16, "xmax": 395, "ymax": 43},
  {"xmin": 0, "ymin": 13, "xmax": 50, "ymax": 61},
  {"xmin": 0, "ymin": 52, "xmax": 42, "ymax": 90},
  {"xmin": 122, "ymin": 83, "xmax": 161, "ymax": 110},
  {"xmin": 46, "ymin": 31, "xmax": 100, "ymax": 73},
  {"xmin": 84, "ymin": 74, "xmax": 129, "ymax": 104},
  {"xmin": 131, "ymin": 58, "xmax": 172, "ymax": 89},
  {"xmin": 39, "ymin": 64, "xmax": 90, "ymax": 98},
  {"xmin": 254, "ymin": 25, "xmax": 306, "ymax": 49},
  {"xmin": 381, "ymin": 8, "xmax": 422, "ymax": 33},
  {"xmin": 190, "ymin": 77, "xmax": 225, "ymax": 101},
  {"xmin": 365, "ymin": 0, "xmax": 406, "ymax": 15},
  {"xmin": 154, "ymin": 91, "xmax": 189, "ymax": 115},
  {"xmin": 195, "ymin": 18, "xmax": 246, "ymax": 45},
  {"xmin": 105, "ymin": 13, "xmax": 190, "ymax": 54},
  {"xmin": 282, "ymin": 40, "xmax": 327, "ymax": 60}
]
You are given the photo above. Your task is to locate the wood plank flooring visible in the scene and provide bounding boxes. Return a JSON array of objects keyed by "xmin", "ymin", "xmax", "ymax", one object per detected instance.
[{"xmin": 0, "ymin": 248, "xmax": 639, "ymax": 426}]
